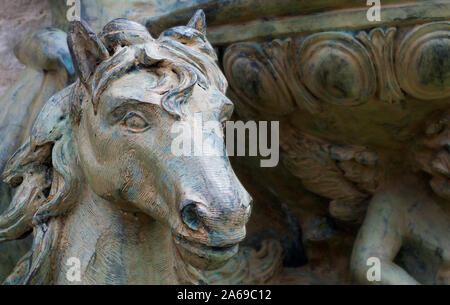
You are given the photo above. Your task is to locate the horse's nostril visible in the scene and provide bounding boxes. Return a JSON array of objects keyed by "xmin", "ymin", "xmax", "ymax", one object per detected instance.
[
  {"xmin": 243, "ymin": 198, "xmax": 252, "ymax": 209},
  {"xmin": 181, "ymin": 202, "xmax": 202, "ymax": 231}
]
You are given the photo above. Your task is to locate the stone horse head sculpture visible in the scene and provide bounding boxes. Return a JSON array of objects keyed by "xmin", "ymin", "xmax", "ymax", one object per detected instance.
[{"xmin": 0, "ymin": 10, "xmax": 252, "ymax": 284}]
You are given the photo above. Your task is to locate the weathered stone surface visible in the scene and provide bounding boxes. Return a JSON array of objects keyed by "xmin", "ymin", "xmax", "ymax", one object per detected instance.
[
  {"xmin": 0, "ymin": 0, "xmax": 51, "ymax": 97},
  {"xmin": 0, "ymin": 0, "xmax": 449, "ymax": 285}
]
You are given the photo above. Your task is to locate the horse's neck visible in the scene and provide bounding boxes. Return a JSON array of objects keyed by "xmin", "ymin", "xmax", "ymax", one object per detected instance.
[{"xmin": 52, "ymin": 186, "xmax": 179, "ymax": 284}]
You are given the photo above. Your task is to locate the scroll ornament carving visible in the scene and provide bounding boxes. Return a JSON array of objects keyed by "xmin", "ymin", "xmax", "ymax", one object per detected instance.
[
  {"xmin": 296, "ymin": 32, "xmax": 376, "ymax": 108},
  {"xmin": 223, "ymin": 22, "xmax": 450, "ymax": 117},
  {"xmin": 396, "ymin": 22, "xmax": 450, "ymax": 101},
  {"xmin": 223, "ymin": 41, "xmax": 297, "ymax": 117}
]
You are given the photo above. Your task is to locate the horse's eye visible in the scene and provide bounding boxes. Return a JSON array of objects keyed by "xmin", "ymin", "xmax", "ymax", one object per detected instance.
[{"xmin": 123, "ymin": 112, "xmax": 149, "ymax": 131}]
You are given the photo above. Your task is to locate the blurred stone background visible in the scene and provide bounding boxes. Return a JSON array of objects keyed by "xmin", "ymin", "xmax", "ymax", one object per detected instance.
[{"xmin": 0, "ymin": 0, "xmax": 51, "ymax": 97}]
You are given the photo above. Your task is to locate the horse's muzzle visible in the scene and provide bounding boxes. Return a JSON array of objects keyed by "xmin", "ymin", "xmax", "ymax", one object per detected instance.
[{"xmin": 173, "ymin": 198, "xmax": 250, "ymax": 270}]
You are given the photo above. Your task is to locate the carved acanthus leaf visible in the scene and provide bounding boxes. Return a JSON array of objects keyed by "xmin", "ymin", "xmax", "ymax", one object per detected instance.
[{"xmin": 357, "ymin": 28, "xmax": 404, "ymax": 103}]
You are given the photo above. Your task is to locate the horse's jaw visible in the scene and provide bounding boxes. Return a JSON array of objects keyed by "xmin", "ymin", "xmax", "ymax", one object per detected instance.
[{"xmin": 172, "ymin": 234, "xmax": 239, "ymax": 271}]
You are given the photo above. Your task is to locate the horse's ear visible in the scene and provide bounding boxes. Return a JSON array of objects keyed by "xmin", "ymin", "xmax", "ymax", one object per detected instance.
[
  {"xmin": 187, "ymin": 9, "xmax": 206, "ymax": 35},
  {"xmin": 67, "ymin": 18, "xmax": 109, "ymax": 87}
]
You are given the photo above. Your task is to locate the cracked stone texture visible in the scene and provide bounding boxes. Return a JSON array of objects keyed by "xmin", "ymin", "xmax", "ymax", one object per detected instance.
[{"xmin": 0, "ymin": 0, "xmax": 51, "ymax": 97}]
